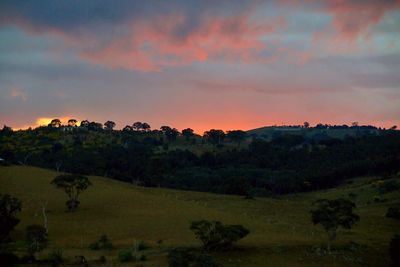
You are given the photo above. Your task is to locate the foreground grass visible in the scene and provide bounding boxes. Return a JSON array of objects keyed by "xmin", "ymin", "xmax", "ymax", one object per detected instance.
[{"xmin": 0, "ymin": 165, "xmax": 399, "ymax": 266}]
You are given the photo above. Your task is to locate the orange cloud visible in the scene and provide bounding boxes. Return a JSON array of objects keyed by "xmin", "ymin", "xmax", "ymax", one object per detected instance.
[{"xmin": 80, "ymin": 14, "xmax": 286, "ymax": 71}]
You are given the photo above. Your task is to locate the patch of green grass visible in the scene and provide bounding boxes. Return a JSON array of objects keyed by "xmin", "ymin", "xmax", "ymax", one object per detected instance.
[{"xmin": 0, "ymin": 165, "xmax": 399, "ymax": 266}]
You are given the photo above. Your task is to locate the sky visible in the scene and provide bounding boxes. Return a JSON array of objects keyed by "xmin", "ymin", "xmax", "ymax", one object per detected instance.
[{"xmin": 0, "ymin": 0, "xmax": 399, "ymax": 133}]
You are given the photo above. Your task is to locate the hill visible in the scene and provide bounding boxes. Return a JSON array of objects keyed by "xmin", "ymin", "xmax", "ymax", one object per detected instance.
[
  {"xmin": 247, "ymin": 125, "xmax": 380, "ymax": 140},
  {"xmin": 1, "ymin": 165, "xmax": 399, "ymax": 266}
]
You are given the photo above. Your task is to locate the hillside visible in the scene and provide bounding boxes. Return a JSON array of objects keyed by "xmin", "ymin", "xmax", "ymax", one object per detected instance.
[
  {"xmin": 1, "ymin": 165, "xmax": 399, "ymax": 266},
  {"xmin": 247, "ymin": 126, "xmax": 380, "ymax": 140}
]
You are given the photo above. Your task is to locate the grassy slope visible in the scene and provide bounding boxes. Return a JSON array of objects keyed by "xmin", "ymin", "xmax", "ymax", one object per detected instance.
[{"xmin": 0, "ymin": 166, "xmax": 399, "ymax": 266}]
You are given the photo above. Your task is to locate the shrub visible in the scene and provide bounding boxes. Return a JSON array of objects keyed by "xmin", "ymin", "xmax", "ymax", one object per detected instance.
[
  {"xmin": 26, "ymin": 224, "xmax": 47, "ymax": 256},
  {"xmin": 89, "ymin": 235, "xmax": 113, "ymax": 250},
  {"xmin": 137, "ymin": 240, "xmax": 150, "ymax": 251},
  {"xmin": 390, "ymin": 234, "xmax": 400, "ymax": 266},
  {"xmin": 386, "ymin": 207, "xmax": 400, "ymax": 219},
  {"xmin": 190, "ymin": 220, "xmax": 249, "ymax": 251},
  {"xmin": 118, "ymin": 249, "xmax": 133, "ymax": 262},
  {"xmin": 131, "ymin": 240, "xmax": 150, "ymax": 252},
  {"xmin": 373, "ymin": 195, "xmax": 381, "ymax": 202}
]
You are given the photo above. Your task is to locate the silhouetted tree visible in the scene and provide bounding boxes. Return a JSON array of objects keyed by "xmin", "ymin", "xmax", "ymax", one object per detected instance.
[
  {"xmin": 123, "ymin": 125, "xmax": 133, "ymax": 132},
  {"xmin": 80, "ymin": 120, "xmax": 90, "ymax": 127},
  {"xmin": 48, "ymin": 119, "xmax": 61, "ymax": 128},
  {"xmin": 133, "ymin": 122, "xmax": 143, "ymax": 131},
  {"xmin": 88, "ymin": 122, "xmax": 103, "ymax": 131},
  {"xmin": 160, "ymin": 126, "xmax": 172, "ymax": 133},
  {"xmin": 311, "ymin": 198, "xmax": 359, "ymax": 253},
  {"xmin": 104, "ymin": 121, "xmax": 116, "ymax": 131},
  {"xmin": 141, "ymin": 122, "xmax": 151, "ymax": 132},
  {"xmin": 182, "ymin": 128, "xmax": 195, "ymax": 141},
  {"xmin": 226, "ymin": 130, "xmax": 247, "ymax": 146},
  {"xmin": 204, "ymin": 129, "xmax": 225, "ymax": 145},
  {"xmin": 0, "ymin": 125, "xmax": 13, "ymax": 136},
  {"xmin": 68, "ymin": 119, "xmax": 78, "ymax": 127},
  {"xmin": 164, "ymin": 127, "xmax": 180, "ymax": 143},
  {"xmin": 303, "ymin": 121, "xmax": 310, "ymax": 128},
  {"xmin": 51, "ymin": 174, "xmax": 92, "ymax": 212}
]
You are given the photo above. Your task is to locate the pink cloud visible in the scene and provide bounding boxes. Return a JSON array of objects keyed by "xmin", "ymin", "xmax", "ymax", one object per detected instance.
[
  {"xmin": 325, "ymin": 0, "xmax": 400, "ymax": 42},
  {"xmin": 79, "ymin": 14, "xmax": 286, "ymax": 71}
]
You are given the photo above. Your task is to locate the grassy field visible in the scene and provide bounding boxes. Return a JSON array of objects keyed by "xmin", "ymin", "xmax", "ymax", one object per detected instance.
[{"xmin": 0, "ymin": 165, "xmax": 399, "ymax": 266}]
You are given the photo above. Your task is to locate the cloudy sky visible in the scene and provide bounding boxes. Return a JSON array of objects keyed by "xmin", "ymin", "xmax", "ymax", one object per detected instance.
[{"xmin": 0, "ymin": 0, "xmax": 399, "ymax": 133}]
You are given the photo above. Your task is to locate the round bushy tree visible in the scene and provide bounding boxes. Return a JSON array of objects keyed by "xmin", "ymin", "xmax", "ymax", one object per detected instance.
[
  {"xmin": 51, "ymin": 174, "xmax": 92, "ymax": 211},
  {"xmin": 190, "ymin": 220, "xmax": 249, "ymax": 251},
  {"xmin": 311, "ymin": 198, "xmax": 359, "ymax": 253}
]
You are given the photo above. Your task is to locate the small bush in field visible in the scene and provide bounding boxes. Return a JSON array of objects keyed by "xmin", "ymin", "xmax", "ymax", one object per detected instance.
[
  {"xmin": 118, "ymin": 249, "xmax": 133, "ymax": 262},
  {"xmin": 190, "ymin": 220, "xmax": 249, "ymax": 251},
  {"xmin": 26, "ymin": 224, "xmax": 47, "ymax": 256},
  {"xmin": 138, "ymin": 240, "xmax": 150, "ymax": 251},
  {"xmin": 89, "ymin": 234, "xmax": 113, "ymax": 250}
]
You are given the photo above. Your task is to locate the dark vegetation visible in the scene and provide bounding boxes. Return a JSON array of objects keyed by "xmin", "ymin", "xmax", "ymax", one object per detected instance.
[
  {"xmin": 190, "ymin": 220, "xmax": 250, "ymax": 251},
  {"xmin": 311, "ymin": 198, "xmax": 359, "ymax": 253},
  {"xmin": 1, "ymin": 121, "xmax": 399, "ymax": 197}
]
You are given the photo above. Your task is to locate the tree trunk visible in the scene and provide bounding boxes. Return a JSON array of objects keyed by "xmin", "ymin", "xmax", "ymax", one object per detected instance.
[
  {"xmin": 42, "ymin": 202, "xmax": 48, "ymax": 234},
  {"xmin": 327, "ymin": 230, "xmax": 336, "ymax": 254}
]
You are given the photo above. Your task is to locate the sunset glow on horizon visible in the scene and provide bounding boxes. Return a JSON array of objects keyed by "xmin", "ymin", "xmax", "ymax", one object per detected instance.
[{"xmin": 1, "ymin": 0, "xmax": 399, "ymax": 132}]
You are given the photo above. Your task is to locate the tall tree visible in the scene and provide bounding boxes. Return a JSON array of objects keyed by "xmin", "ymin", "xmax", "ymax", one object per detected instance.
[
  {"xmin": 48, "ymin": 119, "xmax": 61, "ymax": 128},
  {"xmin": 141, "ymin": 122, "xmax": 151, "ymax": 132},
  {"xmin": 164, "ymin": 128, "xmax": 180, "ymax": 143},
  {"xmin": 80, "ymin": 120, "xmax": 90, "ymax": 127},
  {"xmin": 68, "ymin": 119, "xmax": 78, "ymax": 127},
  {"xmin": 182, "ymin": 128, "xmax": 195, "ymax": 141},
  {"xmin": 104, "ymin": 121, "xmax": 116, "ymax": 131},
  {"xmin": 226, "ymin": 130, "xmax": 247, "ymax": 146},
  {"xmin": 311, "ymin": 198, "xmax": 359, "ymax": 253},
  {"xmin": 51, "ymin": 174, "xmax": 92, "ymax": 212},
  {"xmin": 204, "ymin": 129, "xmax": 225, "ymax": 146},
  {"xmin": 123, "ymin": 125, "xmax": 133, "ymax": 132},
  {"xmin": 132, "ymin": 122, "xmax": 143, "ymax": 131}
]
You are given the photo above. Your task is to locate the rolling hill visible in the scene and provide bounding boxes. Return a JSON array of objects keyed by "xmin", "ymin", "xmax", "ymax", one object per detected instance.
[{"xmin": 0, "ymin": 165, "xmax": 399, "ymax": 266}]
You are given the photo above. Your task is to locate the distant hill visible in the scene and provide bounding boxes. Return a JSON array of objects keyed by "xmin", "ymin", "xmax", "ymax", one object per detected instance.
[
  {"xmin": 247, "ymin": 125, "xmax": 381, "ymax": 140},
  {"xmin": 1, "ymin": 165, "xmax": 399, "ymax": 266}
]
